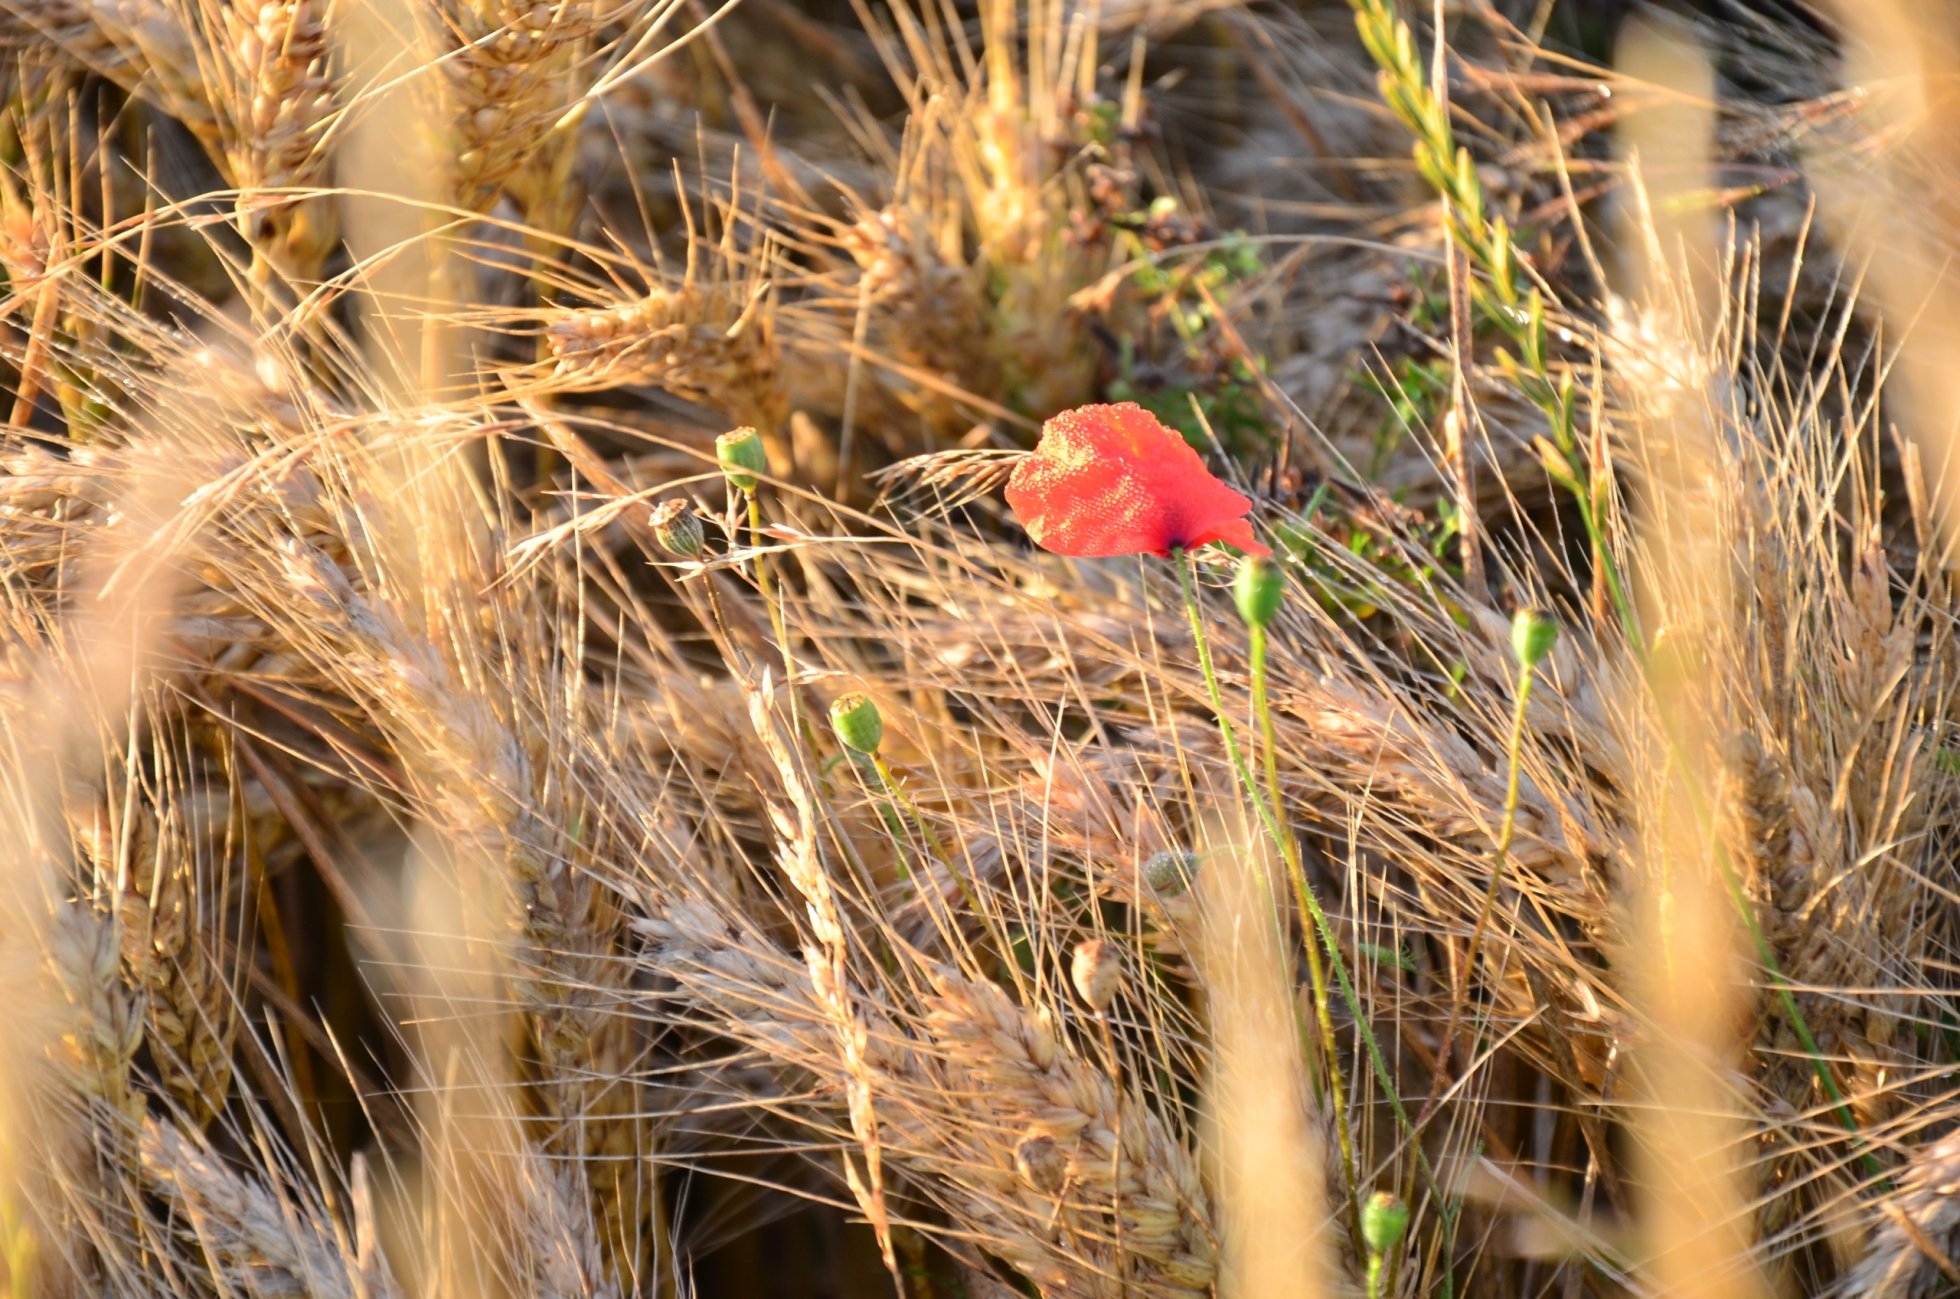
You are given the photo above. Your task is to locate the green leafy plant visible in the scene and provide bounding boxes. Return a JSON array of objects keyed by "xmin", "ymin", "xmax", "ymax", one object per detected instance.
[
  {"xmin": 1272, "ymin": 489, "xmax": 1463, "ymax": 624},
  {"xmin": 1107, "ymin": 217, "xmax": 1270, "ymax": 457}
]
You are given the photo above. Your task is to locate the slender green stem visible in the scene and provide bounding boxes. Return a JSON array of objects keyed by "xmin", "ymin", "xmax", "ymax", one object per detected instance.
[
  {"xmin": 1174, "ymin": 552, "xmax": 1425, "ymax": 1170},
  {"xmin": 865, "ymin": 773, "xmax": 916, "ymax": 879},
  {"xmin": 1366, "ymin": 1251, "xmax": 1386, "ymax": 1299},
  {"xmin": 1714, "ymin": 842, "xmax": 1881, "ymax": 1179},
  {"xmin": 1572, "ymin": 490, "xmax": 1642, "ymax": 656},
  {"xmin": 1384, "ymin": 651, "xmax": 1537, "ymax": 1299},
  {"xmin": 859, "ymin": 753, "xmax": 962, "ymax": 971},
  {"xmin": 872, "ymin": 751, "xmax": 949, "ymax": 866},
  {"xmin": 1446, "ymin": 655, "xmax": 1534, "ymax": 1076},
  {"xmin": 868, "ymin": 749, "xmax": 1010, "ymax": 968},
  {"xmin": 745, "ymin": 491, "xmax": 792, "ymax": 670},
  {"xmin": 1250, "ymin": 623, "xmax": 1361, "ymax": 1225}
]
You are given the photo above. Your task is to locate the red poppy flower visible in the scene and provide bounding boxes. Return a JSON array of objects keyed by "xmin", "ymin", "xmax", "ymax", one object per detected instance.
[{"xmin": 1005, "ymin": 402, "xmax": 1270, "ymax": 558}]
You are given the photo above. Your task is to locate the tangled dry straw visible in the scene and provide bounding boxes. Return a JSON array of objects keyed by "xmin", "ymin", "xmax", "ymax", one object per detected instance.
[{"xmin": 6, "ymin": 0, "xmax": 1960, "ymax": 1296}]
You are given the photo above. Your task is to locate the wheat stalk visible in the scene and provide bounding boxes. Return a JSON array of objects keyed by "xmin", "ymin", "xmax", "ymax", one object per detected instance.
[
  {"xmin": 218, "ymin": 0, "xmax": 339, "ymax": 286},
  {"xmin": 248, "ymin": 520, "xmax": 650, "ymax": 1284},
  {"xmin": 8, "ymin": 0, "xmax": 217, "ymax": 142},
  {"xmin": 636, "ymin": 876, "xmax": 1218, "ymax": 1296},
  {"xmin": 140, "ymin": 1118, "xmax": 395, "ymax": 1299},
  {"xmin": 437, "ymin": 0, "xmax": 613, "ymax": 222}
]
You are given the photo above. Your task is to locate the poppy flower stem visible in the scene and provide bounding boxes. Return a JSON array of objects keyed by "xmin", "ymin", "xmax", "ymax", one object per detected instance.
[
  {"xmin": 872, "ymin": 752, "xmax": 950, "ymax": 867},
  {"xmin": 1173, "ymin": 549, "xmax": 1426, "ymax": 1193},
  {"xmin": 1394, "ymin": 634, "xmax": 1543, "ymax": 1241},
  {"xmin": 1249, "ymin": 619, "xmax": 1362, "ymax": 1234},
  {"xmin": 1436, "ymin": 639, "xmax": 1535, "ymax": 1089},
  {"xmin": 745, "ymin": 493, "xmax": 791, "ymax": 667}
]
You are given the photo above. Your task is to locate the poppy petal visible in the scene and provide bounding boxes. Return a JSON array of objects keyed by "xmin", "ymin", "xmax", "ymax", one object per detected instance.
[
  {"xmin": 1183, "ymin": 517, "xmax": 1271, "ymax": 558},
  {"xmin": 1006, "ymin": 403, "xmax": 1267, "ymax": 559},
  {"xmin": 1005, "ymin": 452, "xmax": 1175, "ymax": 557}
]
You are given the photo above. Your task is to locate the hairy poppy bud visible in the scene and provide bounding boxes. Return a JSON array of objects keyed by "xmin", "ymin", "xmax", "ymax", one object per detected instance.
[
  {"xmin": 829, "ymin": 692, "xmax": 883, "ymax": 754},
  {"xmin": 651, "ymin": 498, "xmax": 704, "ymax": 558},
  {"xmin": 1510, "ymin": 607, "xmax": 1558, "ymax": 669},
  {"xmin": 716, "ymin": 427, "xmax": 768, "ymax": 492},
  {"xmin": 1361, "ymin": 1191, "xmax": 1410, "ymax": 1255},
  {"xmin": 1234, "ymin": 555, "xmax": 1285, "ymax": 630},
  {"xmin": 1143, "ymin": 849, "xmax": 1198, "ymax": 895}
]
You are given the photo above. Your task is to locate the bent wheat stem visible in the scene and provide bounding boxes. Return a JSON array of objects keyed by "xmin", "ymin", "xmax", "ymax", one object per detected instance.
[{"xmin": 870, "ymin": 751, "xmax": 948, "ymax": 868}]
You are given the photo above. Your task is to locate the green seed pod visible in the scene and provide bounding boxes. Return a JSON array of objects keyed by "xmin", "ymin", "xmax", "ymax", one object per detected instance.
[
  {"xmin": 1510, "ymin": 607, "xmax": 1559, "ymax": 669},
  {"xmin": 1361, "ymin": 1191, "xmax": 1410, "ymax": 1255},
  {"xmin": 1234, "ymin": 555, "xmax": 1285, "ymax": 630},
  {"xmin": 650, "ymin": 497, "xmax": 705, "ymax": 558},
  {"xmin": 716, "ymin": 426, "xmax": 768, "ymax": 492},
  {"xmin": 1142, "ymin": 849, "xmax": 1199, "ymax": 895},
  {"xmin": 829, "ymin": 692, "xmax": 883, "ymax": 754}
]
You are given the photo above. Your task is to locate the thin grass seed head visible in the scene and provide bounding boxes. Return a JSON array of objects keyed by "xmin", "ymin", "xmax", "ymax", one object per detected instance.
[
  {"xmin": 829, "ymin": 693, "xmax": 883, "ymax": 755},
  {"xmin": 1234, "ymin": 554, "xmax": 1285, "ymax": 629},
  {"xmin": 1004, "ymin": 403, "xmax": 1270, "ymax": 558},
  {"xmin": 716, "ymin": 427, "xmax": 768, "ymax": 493},
  {"xmin": 650, "ymin": 498, "xmax": 705, "ymax": 558}
]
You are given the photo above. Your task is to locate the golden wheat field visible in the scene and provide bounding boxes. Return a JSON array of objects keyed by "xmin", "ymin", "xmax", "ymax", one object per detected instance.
[{"xmin": 6, "ymin": 0, "xmax": 1960, "ymax": 1294}]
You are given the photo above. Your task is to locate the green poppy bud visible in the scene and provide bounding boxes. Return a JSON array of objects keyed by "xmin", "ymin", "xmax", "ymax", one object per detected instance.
[
  {"xmin": 1142, "ymin": 849, "xmax": 1199, "ymax": 895},
  {"xmin": 651, "ymin": 497, "xmax": 705, "ymax": 558},
  {"xmin": 1234, "ymin": 555, "xmax": 1285, "ymax": 630},
  {"xmin": 829, "ymin": 692, "xmax": 883, "ymax": 754},
  {"xmin": 716, "ymin": 426, "xmax": 769, "ymax": 492},
  {"xmin": 1510, "ymin": 607, "xmax": 1559, "ymax": 669},
  {"xmin": 1361, "ymin": 1191, "xmax": 1410, "ymax": 1255}
]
